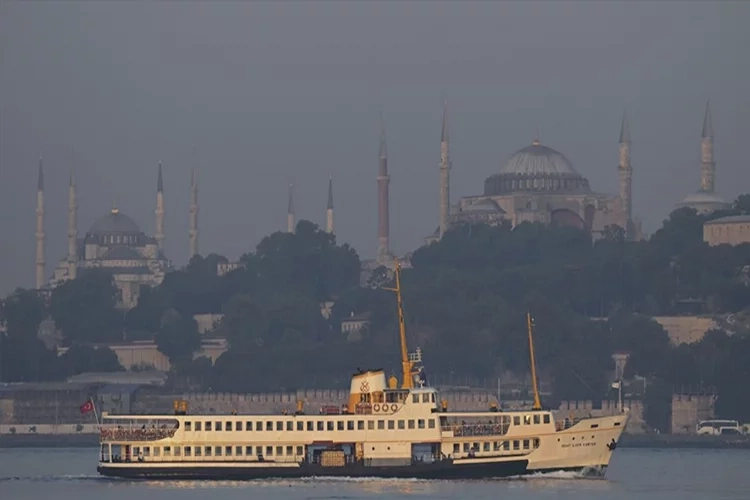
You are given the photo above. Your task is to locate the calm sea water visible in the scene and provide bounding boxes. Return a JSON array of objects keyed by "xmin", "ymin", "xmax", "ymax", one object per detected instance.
[{"xmin": 0, "ymin": 447, "xmax": 747, "ymax": 500}]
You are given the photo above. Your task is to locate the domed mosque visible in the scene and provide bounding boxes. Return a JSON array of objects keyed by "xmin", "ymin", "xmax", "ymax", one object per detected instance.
[
  {"xmin": 35, "ymin": 163, "xmax": 201, "ymax": 309},
  {"xmin": 425, "ymin": 107, "xmax": 635, "ymax": 242}
]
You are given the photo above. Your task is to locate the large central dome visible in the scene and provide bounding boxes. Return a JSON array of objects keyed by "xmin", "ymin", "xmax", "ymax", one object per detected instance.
[
  {"xmin": 499, "ymin": 140, "xmax": 578, "ymax": 176},
  {"xmin": 484, "ymin": 140, "xmax": 590, "ymax": 195},
  {"xmin": 89, "ymin": 208, "xmax": 142, "ymax": 236}
]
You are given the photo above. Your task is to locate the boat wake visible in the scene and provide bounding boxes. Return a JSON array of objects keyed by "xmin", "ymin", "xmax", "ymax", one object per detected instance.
[{"xmin": 0, "ymin": 474, "xmax": 105, "ymax": 483}]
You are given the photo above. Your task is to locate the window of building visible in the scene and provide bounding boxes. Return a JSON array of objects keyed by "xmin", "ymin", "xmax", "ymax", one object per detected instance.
[
  {"xmin": 266, "ymin": 421, "xmax": 273, "ymax": 431},
  {"xmin": 523, "ymin": 415, "xmax": 531, "ymax": 425},
  {"xmin": 503, "ymin": 441, "xmax": 510, "ymax": 451},
  {"xmin": 245, "ymin": 446, "xmax": 253, "ymax": 456},
  {"xmin": 543, "ymin": 414, "xmax": 550, "ymax": 424},
  {"xmin": 226, "ymin": 421, "xmax": 232, "ymax": 431},
  {"xmin": 428, "ymin": 419, "xmax": 435, "ymax": 429},
  {"xmin": 377, "ymin": 420, "xmax": 385, "ymax": 430},
  {"xmin": 194, "ymin": 447, "xmax": 201, "ymax": 456},
  {"xmin": 276, "ymin": 421, "xmax": 283, "ymax": 431},
  {"xmin": 483, "ymin": 442, "xmax": 490, "ymax": 452},
  {"xmin": 286, "ymin": 446, "xmax": 293, "ymax": 456},
  {"xmin": 307, "ymin": 422, "xmax": 314, "ymax": 431},
  {"xmin": 246, "ymin": 421, "xmax": 253, "ymax": 431},
  {"xmin": 317, "ymin": 422, "xmax": 324, "ymax": 431},
  {"xmin": 417, "ymin": 419, "xmax": 425, "ymax": 429},
  {"xmin": 431, "ymin": 393, "xmax": 436, "ymax": 402},
  {"xmin": 513, "ymin": 441, "xmax": 519, "ymax": 451},
  {"xmin": 422, "ymin": 393, "xmax": 430, "ymax": 403},
  {"xmin": 453, "ymin": 443, "xmax": 459, "ymax": 454},
  {"xmin": 408, "ymin": 420, "xmax": 415, "ymax": 429},
  {"xmin": 205, "ymin": 447, "xmax": 212, "ymax": 456},
  {"xmin": 163, "ymin": 446, "xmax": 171, "ymax": 456},
  {"xmin": 297, "ymin": 421, "xmax": 304, "ymax": 431},
  {"xmin": 286, "ymin": 421, "xmax": 293, "ymax": 431},
  {"xmin": 133, "ymin": 446, "xmax": 141, "ymax": 456},
  {"xmin": 173, "ymin": 446, "xmax": 181, "ymax": 456},
  {"xmin": 523, "ymin": 439, "xmax": 530, "ymax": 450},
  {"xmin": 412, "ymin": 394, "xmax": 419, "ymax": 404},
  {"xmin": 398, "ymin": 420, "xmax": 405, "ymax": 430},
  {"xmin": 368, "ymin": 421, "xmax": 375, "ymax": 430},
  {"xmin": 215, "ymin": 422, "xmax": 222, "ymax": 431},
  {"xmin": 185, "ymin": 446, "xmax": 192, "ymax": 457},
  {"xmin": 533, "ymin": 438, "xmax": 540, "ymax": 449},
  {"xmin": 185, "ymin": 421, "xmax": 192, "ymax": 432},
  {"xmin": 493, "ymin": 441, "xmax": 501, "ymax": 451},
  {"xmin": 327, "ymin": 422, "xmax": 334, "ymax": 431},
  {"xmin": 533, "ymin": 415, "xmax": 540, "ymax": 425},
  {"xmin": 513, "ymin": 416, "xmax": 520, "ymax": 426},
  {"xmin": 225, "ymin": 446, "xmax": 232, "ymax": 456},
  {"xmin": 205, "ymin": 422, "xmax": 212, "ymax": 431},
  {"xmin": 388, "ymin": 420, "xmax": 395, "ymax": 430},
  {"xmin": 296, "ymin": 446, "xmax": 303, "ymax": 456},
  {"xmin": 357, "ymin": 421, "xmax": 365, "ymax": 430},
  {"xmin": 235, "ymin": 446, "xmax": 243, "ymax": 456},
  {"xmin": 337, "ymin": 421, "xmax": 344, "ymax": 431},
  {"xmin": 195, "ymin": 421, "xmax": 202, "ymax": 431},
  {"xmin": 153, "ymin": 447, "xmax": 160, "ymax": 457},
  {"xmin": 266, "ymin": 446, "xmax": 273, "ymax": 456},
  {"xmin": 236, "ymin": 421, "xmax": 243, "ymax": 431},
  {"xmin": 276, "ymin": 446, "xmax": 283, "ymax": 456},
  {"xmin": 215, "ymin": 446, "xmax": 222, "ymax": 456},
  {"xmin": 463, "ymin": 443, "xmax": 470, "ymax": 452}
]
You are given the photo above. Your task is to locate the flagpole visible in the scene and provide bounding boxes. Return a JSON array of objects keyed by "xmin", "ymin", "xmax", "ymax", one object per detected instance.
[{"xmin": 90, "ymin": 397, "xmax": 101, "ymax": 427}]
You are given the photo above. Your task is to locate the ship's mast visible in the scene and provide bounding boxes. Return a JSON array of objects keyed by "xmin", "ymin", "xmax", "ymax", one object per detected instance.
[
  {"xmin": 383, "ymin": 259, "xmax": 413, "ymax": 389},
  {"xmin": 527, "ymin": 312, "xmax": 542, "ymax": 410}
]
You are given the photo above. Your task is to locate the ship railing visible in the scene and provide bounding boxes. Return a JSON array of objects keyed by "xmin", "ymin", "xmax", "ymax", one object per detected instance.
[
  {"xmin": 441, "ymin": 423, "xmax": 510, "ymax": 437},
  {"xmin": 100, "ymin": 428, "xmax": 177, "ymax": 442}
]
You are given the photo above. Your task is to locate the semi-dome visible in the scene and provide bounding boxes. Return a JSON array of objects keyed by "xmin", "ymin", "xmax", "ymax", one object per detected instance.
[
  {"xmin": 676, "ymin": 190, "xmax": 731, "ymax": 215},
  {"xmin": 499, "ymin": 140, "xmax": 578, "ymax": 176},
  {"xmin": 484, "ymin": 140, "xmax": 591, "ymax": 196},
  {"xmin": 89, "ymin": 207, "xmax": 142, "ymax": 236}
]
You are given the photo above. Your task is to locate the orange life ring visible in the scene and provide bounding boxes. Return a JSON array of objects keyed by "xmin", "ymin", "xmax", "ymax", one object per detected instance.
[
  {"xmin": 373, "ymin": 404, "xmax": 380, "ymax": 412},
  {"xmin": 391, "ymin": 404, "xmax": 398, "ymax": 412}
]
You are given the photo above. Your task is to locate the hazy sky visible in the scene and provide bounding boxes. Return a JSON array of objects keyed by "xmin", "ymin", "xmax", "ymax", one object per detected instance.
[{"xmin": 1, "ymin": 1, "xmax": 748, "ymax": 294}]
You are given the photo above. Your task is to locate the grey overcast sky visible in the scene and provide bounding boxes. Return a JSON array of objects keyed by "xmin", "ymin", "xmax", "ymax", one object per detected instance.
[{"xmin": 1, "ymin": 1, "xmax": 748, "ymax": 293}]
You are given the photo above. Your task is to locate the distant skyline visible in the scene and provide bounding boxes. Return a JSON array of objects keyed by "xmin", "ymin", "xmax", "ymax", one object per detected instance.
[{"xmin": 1, "ymin": 2, "xmax": 749, "ymax": 294}]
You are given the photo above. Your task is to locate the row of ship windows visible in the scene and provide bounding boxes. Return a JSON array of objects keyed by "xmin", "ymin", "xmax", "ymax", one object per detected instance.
[
  {"xmin": 132, "ymin": 444, "xmax": 303, "ymax": 458},
  {"xmin": 514, "ymin": 414, "xmax": 551, "ymax": 426},
  {"xmin": 183, "ymin": 418, "xmax": 438, "ymax": 433},
  {"xmin": 454, "ymin": 438, "xmax": 540, "ymax": 454}
]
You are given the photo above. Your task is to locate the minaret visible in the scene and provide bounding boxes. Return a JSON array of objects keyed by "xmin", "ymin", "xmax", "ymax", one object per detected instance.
[
  {"xmin": 189, "ymin": 168, "xmax": 199, "ymax": 258},
  {"xmin": 700, "ymin": 100, "xmax": 715, "ymax": 193},
  {"xmin": 439, "ymin": 102, "xmax": 451, "ymax": 239},
  {"xmin": 326, "ymin": 176, "xmax": 334, "ymax": 234},
  {"xmin": 618, "ymin": 111, "xmax": 633, "ymax": 239},
  {"xmin": 287, "ymin": 183, "xmax": 295, "ymax": 233},
  {"xmin": 67, "ymin": 164, "xmax": 78, "ymax": 280},
  {"xmin": 376, "ymin": 115, "xmax": 391, "ymax": 263},
  {"xmin": 155, "ymin": 162, "xmax": 165, "ymax": 251},
  {"xmin": 35, "ymin": 158, "xmax": 45, "ymax": 289}
]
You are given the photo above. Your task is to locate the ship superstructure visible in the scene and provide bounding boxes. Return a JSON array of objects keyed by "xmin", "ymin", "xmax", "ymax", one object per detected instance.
[{"xmin": 96, "ymin": 261, "xmax": 628, "ymax": 480}]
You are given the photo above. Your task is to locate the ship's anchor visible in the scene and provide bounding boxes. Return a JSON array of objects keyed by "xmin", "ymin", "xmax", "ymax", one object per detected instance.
[{"xmin": 607, "ymin": 438, "xmax": 617, "ymax": 451}]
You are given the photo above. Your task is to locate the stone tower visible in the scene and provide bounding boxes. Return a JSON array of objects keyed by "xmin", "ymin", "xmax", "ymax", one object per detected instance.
[
  {"xmin": 700, "ymin": 101, "xmax": 715, "ymax": 193},
  {"xmin": 376, "ymin": 115, "xmax": 391, "ymax": 264},
  {"xmin": 189, "ymin": 168, "xmax": 199, "ymax": 259},
  {"xmin": 618, "ymin": 111, "xmax": 633, "ymax": 238},
  {"xmin": 326, "ymin": 176, "xmax": 334, "ymax": 235},
  {"xmin": 35, "ymin": 157, "xmax": 45, "ymax": 289},
  {"xmin": 287, "ymin": 183, "xmax": 295, "ymax": 233},
  {"xmin": 439, "ymin": 102, "xmax": 451, "ymax": 239},
  {"xmin": 155, "ymin": 162, "xmax": 165, "ymax": 251},
  {"xmin": 67, "ymin": 164, "xmax": 78, "ymax": 280}
]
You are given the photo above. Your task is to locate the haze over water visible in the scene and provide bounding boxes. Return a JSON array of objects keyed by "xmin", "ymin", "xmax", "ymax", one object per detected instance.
[{"xmin": 0, "ymin": 448, "xmax": 747, "ymax": 500}]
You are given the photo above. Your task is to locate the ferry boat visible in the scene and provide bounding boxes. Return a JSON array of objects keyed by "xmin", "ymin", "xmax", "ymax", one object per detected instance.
[{"xmin": 96, "ymin": 260, "xmax": 628, "ymax": 480}]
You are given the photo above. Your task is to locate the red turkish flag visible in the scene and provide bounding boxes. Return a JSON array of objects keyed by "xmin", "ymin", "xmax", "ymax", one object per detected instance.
[{"xmin": 80, "ymin": 400, "xmax": 94, "ymax": 414}]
